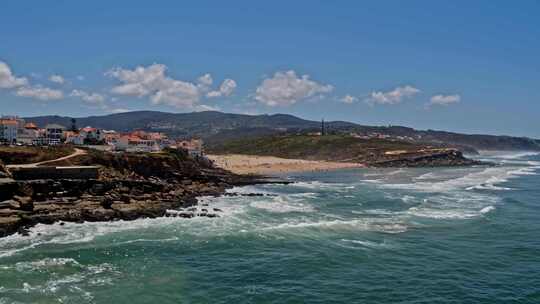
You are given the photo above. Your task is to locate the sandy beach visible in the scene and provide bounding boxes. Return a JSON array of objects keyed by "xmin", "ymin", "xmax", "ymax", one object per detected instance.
[{"xmin": 208, "ymin": 154, "xmax": 365, "ymax": 175}]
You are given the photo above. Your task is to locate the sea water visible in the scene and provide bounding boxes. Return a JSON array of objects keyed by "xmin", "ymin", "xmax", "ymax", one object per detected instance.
[{"xmin": 1, "ymin": 152, "xmax": 539, "ymax": 303}]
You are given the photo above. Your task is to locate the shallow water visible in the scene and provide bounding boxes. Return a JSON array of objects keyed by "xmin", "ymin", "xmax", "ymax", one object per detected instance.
[{"xmin": 1, "ymin": 152, "xmax": 540, "ymax": 303}]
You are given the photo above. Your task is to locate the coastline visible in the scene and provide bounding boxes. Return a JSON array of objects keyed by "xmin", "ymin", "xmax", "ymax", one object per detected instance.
[{"xmin": 208, "ymin": 154, "xmax": 365, "ymax": 175}]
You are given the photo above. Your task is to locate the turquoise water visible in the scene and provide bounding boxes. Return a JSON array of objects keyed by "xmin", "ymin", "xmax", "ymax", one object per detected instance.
[{"xmin": 1, "ymin": 152, "xmax": 540, "ymax": 303}]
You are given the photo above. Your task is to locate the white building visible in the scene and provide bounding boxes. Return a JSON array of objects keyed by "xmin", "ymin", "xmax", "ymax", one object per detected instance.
[
  {"xmin": 17, "ymin": 123, "xmax": 40, "ymax": 145},
  {"xmin": 80, "ymin": 127, "xmax": 105, "ymax": 142},
  {"xmin": 0, "ymin": 119, "xmax": 18, "ymax": 144},
  {"xmin": 64, "ymin": 131, "xmax": 85, "ymax": 145},
  {"xmin": 116, "ymin": 135, "xmax": 160, "ymax": 152},
  {"xmin": 45, "ymin": 124, "xmax": 66, "ymax": 145}
]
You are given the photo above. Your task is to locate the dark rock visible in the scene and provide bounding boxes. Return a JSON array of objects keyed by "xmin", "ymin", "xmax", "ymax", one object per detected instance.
[
  {"xmin": 0, "ymin": 216, "xmax": 22, "ymax": 237},
  {"xmin": 0, "ymin": 200, "xmax": 19, "ymax": 209},
  {"xmin": 13, "ymin": 196, "xmax": 33, "ymax": 212}
]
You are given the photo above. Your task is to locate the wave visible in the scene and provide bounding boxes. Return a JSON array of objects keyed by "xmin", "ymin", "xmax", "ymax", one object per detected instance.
[
  {"xmin": 289, "ymin": 181, "xmax": 348, "ymax": 190},
  {"xmin": 382, "ymin": 164, "xmax": 536, "ymax": 193},
  {"xmin": 261, "ymin": 218, "xmax": 408, "ymax": 234},
  {"xmin": 250, "ymin": 196, "xmax": 315, "ymax": 213},
  {"xmin": 0, "ymin": 257, "xmax": 117, "ymax": 300},
  {"xmin": 406, "ymin": 206, "xmax": 494, "ymax": 219},
  {"xmin": 493, "ymin": 151, "xmax": 540, "ymax": 160},
  {"xmin": 0, "ymin": 217, "xmax": 204, "ymax": 258},
  {"xmin": 340, "ymin": 239, "xmax": 395, "ymax": 249},
  {"xmin": 480, "ymin": 206, "xmax": 496, "ymax": 214}
]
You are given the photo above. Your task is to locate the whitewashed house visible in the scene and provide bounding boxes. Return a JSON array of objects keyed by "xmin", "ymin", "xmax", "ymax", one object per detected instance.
[{"xmin": 116, "ymin": 135, "xmax": 160, "ymax": 152}]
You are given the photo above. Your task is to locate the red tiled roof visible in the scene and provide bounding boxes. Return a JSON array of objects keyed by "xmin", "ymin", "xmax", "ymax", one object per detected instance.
[
  {"xmin": 24, "ymin": 122, "xmax": 38, "ymax": 129},
  {"xmin": 0, "ymin": 119, "xmax": 17, "ymax": 126}
]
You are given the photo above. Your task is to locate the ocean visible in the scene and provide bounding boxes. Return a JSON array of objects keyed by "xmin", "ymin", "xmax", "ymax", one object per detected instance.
[{"xmin": 1, "ymin": 152, "xmax": 539, "ymax": 303}]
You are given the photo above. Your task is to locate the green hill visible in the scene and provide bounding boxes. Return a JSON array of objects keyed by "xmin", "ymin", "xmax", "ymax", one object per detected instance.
[
  {"xmin": 207, "ymin": 134, "xmax": 478, "ymax": 167},
  {"xmin": 24, "ymin": 111, "xmax": 540, "ymax": 151}
]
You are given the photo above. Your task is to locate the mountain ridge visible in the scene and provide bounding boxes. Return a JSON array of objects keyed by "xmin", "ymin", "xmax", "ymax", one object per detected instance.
[{"xmin": 24, "ymin": 111, "xmax": 540, "ymax": 151}]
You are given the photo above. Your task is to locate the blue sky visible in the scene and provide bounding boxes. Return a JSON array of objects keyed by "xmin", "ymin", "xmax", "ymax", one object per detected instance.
[{"xmin": 1, "ymin": 1, "xmax": 539, "ymax": 137}]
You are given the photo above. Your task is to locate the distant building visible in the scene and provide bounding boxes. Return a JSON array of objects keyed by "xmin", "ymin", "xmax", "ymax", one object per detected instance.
[
  {"xmin": 45, "ymin": 124, "xmax": 66, "ymax": 145},
  {"xmin": 80, "ymin": 127, "xmax": 104, "ymax": 142},
  {"xmin": 116, "ymin": 135, "xmax": 160, "ymax": 152},
  {"xmin": 17, "ymin": 122, "xmax": 40, "ymax": 145},
  {"xmin": 177, "ymin": 139, "xmax": 204, "ymax": 157},
  {"xmin": 64, "ymin": 131, "xmax": 85, "ymax": 145},
  {"xmin": 0, "ymin": 119, "xmax": 18, "ymax": 144},
  {"xmin": 103, "ymin": 130, "xmax": 120, "ymax": 146}
]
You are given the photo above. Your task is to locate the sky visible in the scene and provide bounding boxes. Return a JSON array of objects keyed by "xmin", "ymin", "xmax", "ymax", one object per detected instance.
[{"xmin": 1, "ymin": 1, "xmax": 539, "ymax": 138}]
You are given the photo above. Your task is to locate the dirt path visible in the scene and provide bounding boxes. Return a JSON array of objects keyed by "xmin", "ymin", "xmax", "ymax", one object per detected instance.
[{"xmin": 6, "ymin": 148, "xmax": 87, "ymax": 168}]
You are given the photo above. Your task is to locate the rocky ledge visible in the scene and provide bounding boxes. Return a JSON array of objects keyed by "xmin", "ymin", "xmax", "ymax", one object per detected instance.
[
  {"xmin": 369, "ymin": 149, "xmax": 483, "ymax": 168},
  {"xmin": 0, "ymin": 149, "xmax": 288, "ymax": 237}
]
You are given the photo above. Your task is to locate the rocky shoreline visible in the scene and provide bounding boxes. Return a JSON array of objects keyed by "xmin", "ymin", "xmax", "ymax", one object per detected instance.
[
  {"xmin": 0, "ymin": 171, "xmax": 289, "ymax": 237},
  {"xmin": 0, "ymin": 149, "xmax": 289, "ymax": 238}
]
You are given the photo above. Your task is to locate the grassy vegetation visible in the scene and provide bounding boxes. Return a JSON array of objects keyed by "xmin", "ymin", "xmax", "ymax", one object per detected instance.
[
  {"xmin": 0, "ymin": 146, "xmax": 75, "ymax": 165},
  {"xmin": 207, "ymin": 134, "xmax": 430, "ymax": 163}
]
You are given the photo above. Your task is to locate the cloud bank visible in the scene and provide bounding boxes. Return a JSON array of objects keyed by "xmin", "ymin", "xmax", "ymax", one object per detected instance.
[
  {"xmin": 0, "ymin": 61, "xmax": 28, "ymax": 89},
  {"xmin": 106, "ymin": 63, "xmax": 236, "ymax": 109},
  {"xmin": 429, "ymin": 94, "xmax": 461, "ymax": 106},
  {"xmin": 255, "ymin": 70, "xmax": 333, "ymax": 106},
  {"xmin": 367, "ymin": 85, "xmax": 420, "ymax": 105}
]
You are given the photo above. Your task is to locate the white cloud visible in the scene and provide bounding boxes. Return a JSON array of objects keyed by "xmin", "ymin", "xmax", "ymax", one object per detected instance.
[
  {"xmin": 196, "ymin": 104, "xmax": 221, "ymax": 111},
  {"xmin": 207, "ymin": 79, "xmax": 237, "ymax": 98},
  {"xmin": 70, "ymin": 89, "xmax": 106, "ymax": 104},
  {"xmin": 49, "ymin": 74, "xmax": 65, "ymax": 84},
  {"xmin": 429, "ymin": 94, "xmax": 461, "ymax": 106},
  {"xmin": 15, "ymin": 85, "xmax": 64, "ymax": 101},
  {"xmin": 76, "ymin": 75, "xmax": 85, "ymax": 81},
  {"xmin": 197, "ymin": 73, "xmax": 213, "ymax": 88},
  {"xmin": 340, "ymin": 94, "xmax": 358, "ymax": 104},
  {"xmin": 107, "ymin": 63, "xmax": 229, "ymax": 109},
  {"xmin": 109, "ymin": 108, "xmax": 130, "ymax": 114},
  {"xmin": 0, "ymin": 61, "xmax": 28, "ymax": 89},
  {"xmin": 255, "ymin": 70, "xmax": 333, "ymax": 107},
  {"xmin": 367, "ymin": 85, "xmax": 420, "ymax": 105}
]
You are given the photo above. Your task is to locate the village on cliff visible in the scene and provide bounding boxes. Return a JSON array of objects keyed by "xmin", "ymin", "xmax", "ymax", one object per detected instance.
[{"xmin": 0, "ymin": 116, "xmax": 203, "ymax": 156}]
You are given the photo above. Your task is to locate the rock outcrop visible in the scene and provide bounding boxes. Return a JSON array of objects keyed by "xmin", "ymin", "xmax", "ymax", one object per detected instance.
[{"xmin": 370, "ymin": 149, "xmax": 483, "ymax": 168}]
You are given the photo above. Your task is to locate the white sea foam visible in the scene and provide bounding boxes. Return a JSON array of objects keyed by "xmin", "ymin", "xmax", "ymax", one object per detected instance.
[
  {"xmin": 359, "ymin": 179, "xmax": 383, "ymax": 184},
  {"xmin": 414, "ymin": 172, "xmax": 439, "ymax": 180},
  {"xmin": 480, "ymin": 206, "xmax": 496, "ymax": 214},
  {"xmin": 406, "ymin": 207, "xmax": 481, "ymax": 219},
  {"xmin": 262, "ymin": 218, "xmax": 408, "ymax": 234},
  {"xmin": 250, "ymin": 196, "xmax": 315, "ymax": 213},
  {"xmin": 341, "ymin": 239, "xmax": 395, "ymax": 249},
  {"xmin": 381, "ymin": 164, "xmax": 535, "ymax": 193},
  {"xmin": 1, "ymin": 257, "xmax": 117, "ymax": 300},
  {"xmin": 0, "ymin": 217, "xmax": 207, "ymax": 258},
  {"xmin": 494, "ymin": 151, "xmax": 540, "ymax": 160},
  {"xmin": 290, "ymin": 181, "xmax": 348, "ymax": 190},
  {"xmin": 14, "ymin": 257, "xmax": 81, "ymax": 271},
  {"xmin": 352, "ymin": 209, "xmax": 403, "ymax": 216}
]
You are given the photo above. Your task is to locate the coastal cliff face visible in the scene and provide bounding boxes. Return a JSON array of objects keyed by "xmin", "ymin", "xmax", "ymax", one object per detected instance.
[{"xmin": 0, "ymin": 149, "xmax": 268, "ymax": 237}]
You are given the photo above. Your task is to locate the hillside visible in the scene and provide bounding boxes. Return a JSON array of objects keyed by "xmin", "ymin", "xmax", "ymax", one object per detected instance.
[
  {"xmin": 25, "ymin": 111, "xmax": 540, "ymax": 151},
  {"xmin": 207, "ymin": 134, "xmax": 481, "ymax": 167}
]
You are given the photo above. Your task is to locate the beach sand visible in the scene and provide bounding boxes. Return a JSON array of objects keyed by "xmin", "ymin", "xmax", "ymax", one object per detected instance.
[{"xmin": 208, "ymin": 154, "xmax": 365, "ymax": 175}]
